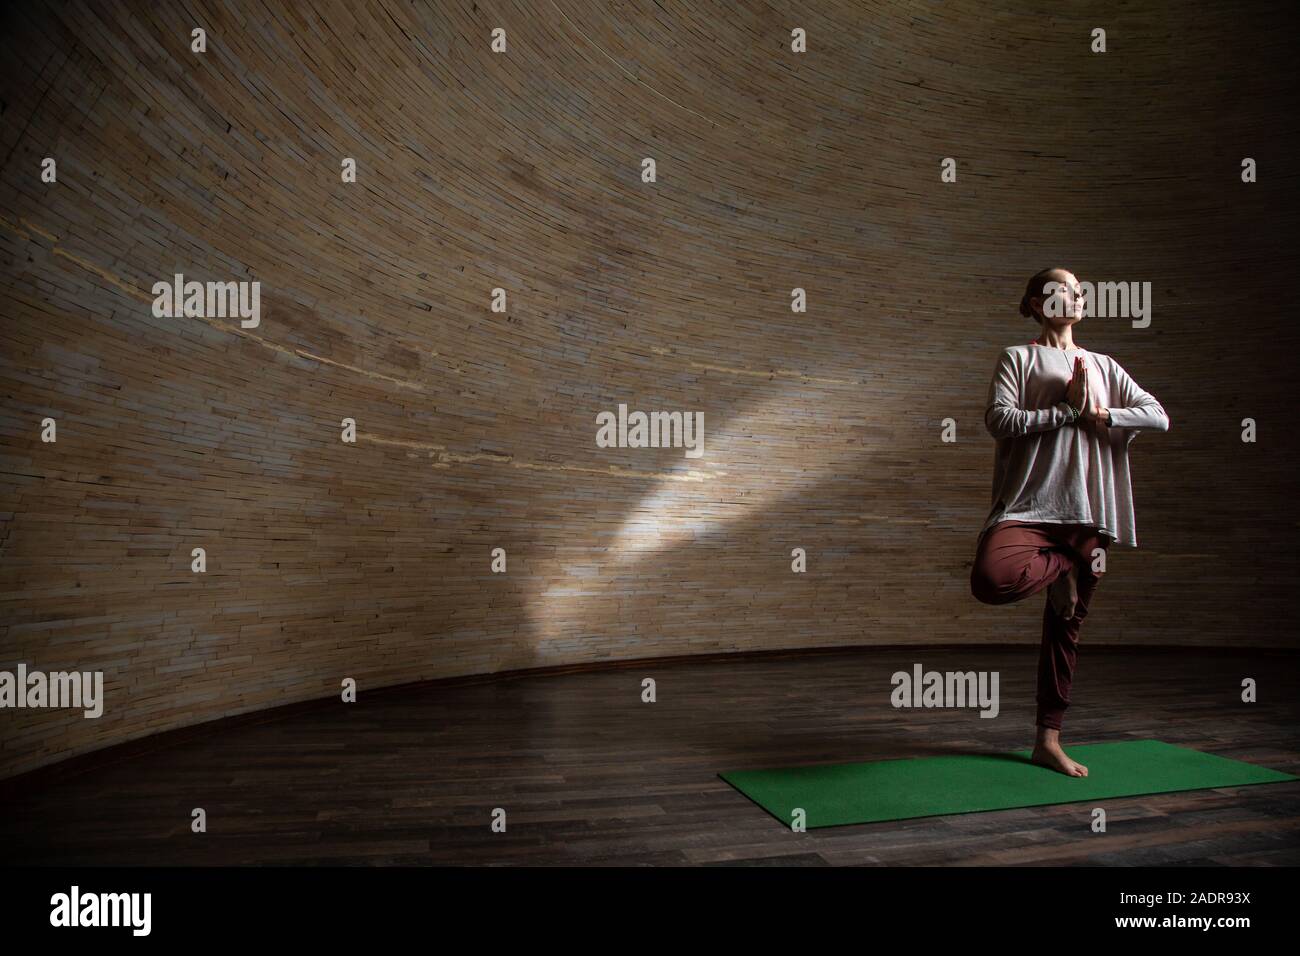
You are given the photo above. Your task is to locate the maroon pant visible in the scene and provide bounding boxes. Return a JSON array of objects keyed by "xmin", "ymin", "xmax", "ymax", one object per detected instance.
[{"xmin": 969, "ymin": 520, "xmax": 1112, "ymax": 730}]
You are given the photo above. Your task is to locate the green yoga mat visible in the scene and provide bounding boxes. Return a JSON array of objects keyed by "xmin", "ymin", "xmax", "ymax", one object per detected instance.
[{"xmin": 719, "ymin": 739, "xmax": 1298, "ymax": 829}]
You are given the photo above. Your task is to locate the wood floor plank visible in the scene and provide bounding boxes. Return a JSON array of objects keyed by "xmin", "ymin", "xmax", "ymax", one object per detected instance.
[{"xmin": 2, "ymin": 646, "xmax": 1296, "ymax": 865}]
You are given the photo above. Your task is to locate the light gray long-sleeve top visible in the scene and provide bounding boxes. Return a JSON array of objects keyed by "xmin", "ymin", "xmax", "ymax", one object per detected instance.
[{"xmin": 981, "ymin": 342, "xmax": 1171, "ymax": 548}]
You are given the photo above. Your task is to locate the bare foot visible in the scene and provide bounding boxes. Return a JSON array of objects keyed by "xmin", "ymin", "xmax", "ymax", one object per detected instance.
[
  {"xmin": 1047, "ymin": 562, "xmax": 1079, "ymax": 619},
  {"xmin": 1031, "ymin": 728, "xmax": 1088, "ymax": 777}
]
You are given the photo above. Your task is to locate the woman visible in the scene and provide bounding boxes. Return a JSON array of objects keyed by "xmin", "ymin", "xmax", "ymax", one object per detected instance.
[{"xmin": 970, "ymin": 268, "xmax": 1170, "ymax": 777}]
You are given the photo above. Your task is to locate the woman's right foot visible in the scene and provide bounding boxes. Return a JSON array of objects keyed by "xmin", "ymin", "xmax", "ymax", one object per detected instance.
[{"xmin": 1048, "ymin": 562, "xmax": 1079, "ymax": 619}]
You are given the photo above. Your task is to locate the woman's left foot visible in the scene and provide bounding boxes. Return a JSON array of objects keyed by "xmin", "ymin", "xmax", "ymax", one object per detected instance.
[{"xmin": 1031, "ymin": 738, "xmax": 1089, "ymax": 777}]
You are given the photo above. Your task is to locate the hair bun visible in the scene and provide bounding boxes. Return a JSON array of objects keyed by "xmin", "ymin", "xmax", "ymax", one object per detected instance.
[{"xmin": 1021, "ymin": 267, "xmax": 1063, "ymax": 322}]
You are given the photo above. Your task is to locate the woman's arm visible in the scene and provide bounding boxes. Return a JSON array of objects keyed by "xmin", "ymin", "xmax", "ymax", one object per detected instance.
[
  {"xmin": 1103, "ymin": 359, "xmax": 1171, "ymax": 431},
  {"xmin": 984, "ymin": 349, "xmax": 1075, "ymax": 439}
]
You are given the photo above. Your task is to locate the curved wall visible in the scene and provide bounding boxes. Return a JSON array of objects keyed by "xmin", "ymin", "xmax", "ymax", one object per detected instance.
[{"xmin": 1, "ymin": 1, "xmax": 1297, "ymax": 777}]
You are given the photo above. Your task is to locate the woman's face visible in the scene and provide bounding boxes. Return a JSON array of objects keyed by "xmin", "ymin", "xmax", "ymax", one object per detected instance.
[{"xmin": 1038, "ymin": 270, "xmax": 1084, "ymax": 326}]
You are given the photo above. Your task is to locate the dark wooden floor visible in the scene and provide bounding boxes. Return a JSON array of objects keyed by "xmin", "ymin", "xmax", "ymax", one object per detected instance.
[{"xmin": 2, "ymin": 646, "xmax": 1298, "ymax": 865}]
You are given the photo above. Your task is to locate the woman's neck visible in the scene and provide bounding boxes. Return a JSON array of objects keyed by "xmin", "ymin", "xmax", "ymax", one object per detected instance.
[{"xmin": 1033, "ymin": 324, "xmax": 1076, "ymax": 350}]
